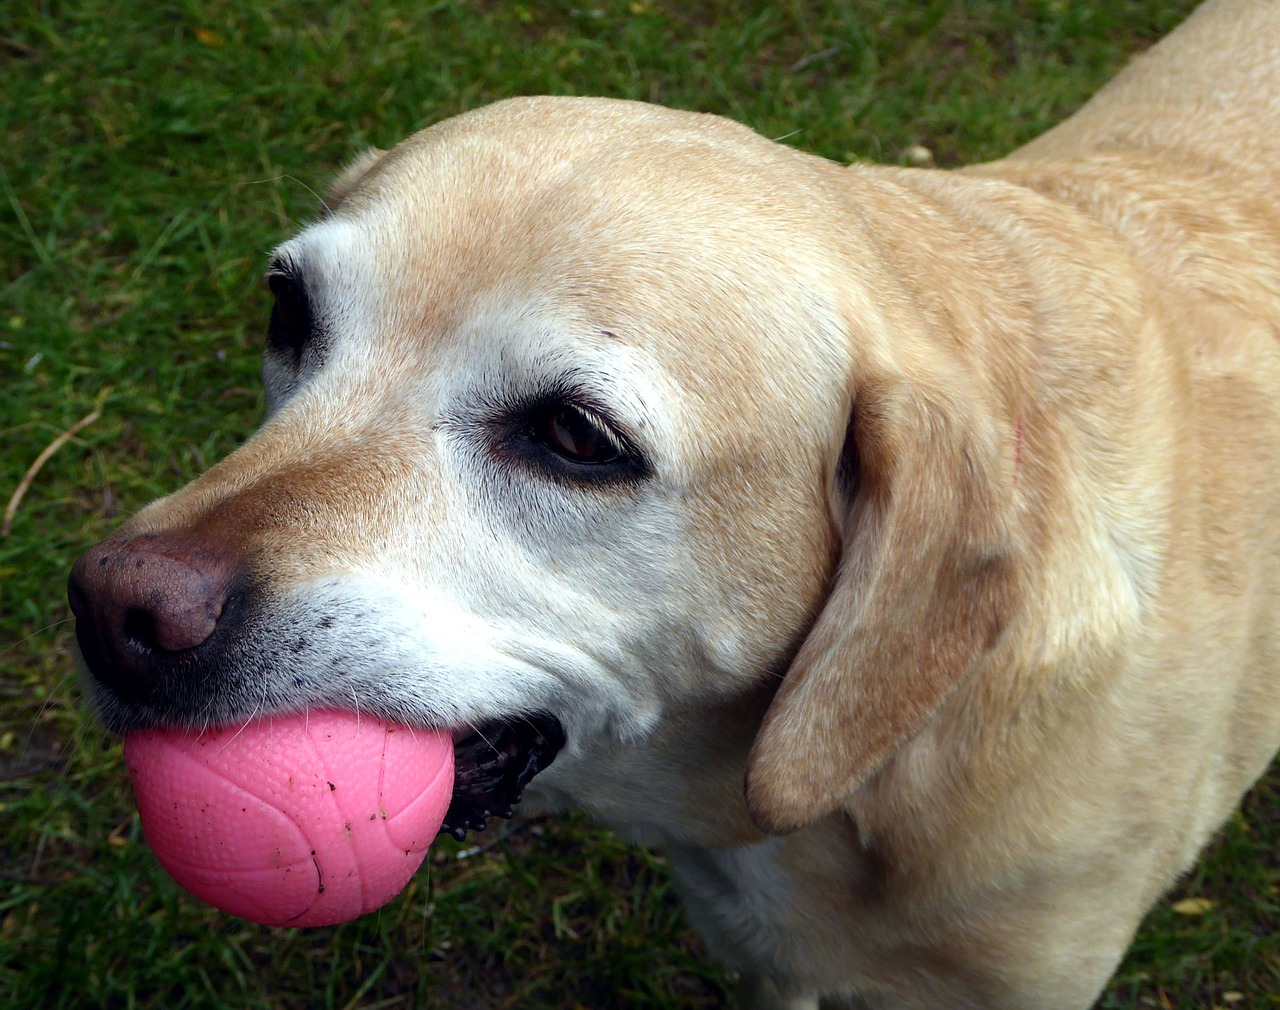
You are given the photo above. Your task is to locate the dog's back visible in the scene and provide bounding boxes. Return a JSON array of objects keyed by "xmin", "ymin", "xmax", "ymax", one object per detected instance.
[{"xmin": 1014, "ymin": 0, "xmax": 1280, "ymax": 183}]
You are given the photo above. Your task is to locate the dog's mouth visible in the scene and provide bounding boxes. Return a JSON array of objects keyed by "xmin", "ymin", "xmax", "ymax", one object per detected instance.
[{"xmin": 439, "ymin": 714, "xmax": 566, "ymax": 840}]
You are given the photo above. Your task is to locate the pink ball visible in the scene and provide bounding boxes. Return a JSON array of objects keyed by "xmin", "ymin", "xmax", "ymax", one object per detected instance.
[{"xmin": 124, "ymin": 711, "xmax": 454, "ymax": 927}]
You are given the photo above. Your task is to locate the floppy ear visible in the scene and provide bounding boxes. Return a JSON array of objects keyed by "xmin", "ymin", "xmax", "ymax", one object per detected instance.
[
  {"xmin": 322, "ymin": 147, "xmax": 387, "ymax": 214},
  {"xmin": 745, "ymin": 371, "xmax": 1024, "ymax": 834}
]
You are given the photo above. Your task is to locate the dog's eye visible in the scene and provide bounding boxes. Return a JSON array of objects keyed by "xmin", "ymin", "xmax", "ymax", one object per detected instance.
[
  {"xmin": 529, "ymin": 404, "xmax": 622, "ymax": 465},
  {"xmin": 267, "ymin": 273, "xmax": 312, "ymax": 361}
]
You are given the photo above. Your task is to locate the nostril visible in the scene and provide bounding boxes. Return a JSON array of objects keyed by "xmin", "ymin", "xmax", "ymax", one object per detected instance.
[{"xmin": 123, "ymin": 607, "xmax": 160, "ymax": 653}]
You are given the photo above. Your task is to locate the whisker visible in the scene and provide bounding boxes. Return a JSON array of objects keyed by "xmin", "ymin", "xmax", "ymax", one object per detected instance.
[{"xmin": 245, "ymin": 174, "xmax": 331, "ymax": 214}]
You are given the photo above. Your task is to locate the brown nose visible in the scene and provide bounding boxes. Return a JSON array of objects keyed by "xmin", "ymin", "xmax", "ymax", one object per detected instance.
[{"xmin": 68, "ymin": 533, "xmax": 237, "ymax": 704}]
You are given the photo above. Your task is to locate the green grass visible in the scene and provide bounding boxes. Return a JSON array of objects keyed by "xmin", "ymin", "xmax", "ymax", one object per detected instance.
[{"xmin": 2, "ymin": 0, "xmax": 1275, "ymax": 1007}]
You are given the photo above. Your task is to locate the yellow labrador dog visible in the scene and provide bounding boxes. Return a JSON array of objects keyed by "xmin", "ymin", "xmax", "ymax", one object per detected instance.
[{"xmin": 69, "ymin": 1, "xmax": 1279, "ymax": 1007}]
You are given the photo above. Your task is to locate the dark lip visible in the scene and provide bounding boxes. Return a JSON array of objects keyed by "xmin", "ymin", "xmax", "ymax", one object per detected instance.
[{"xmin": 440, "ymin": 714, "xmax": 566, "ymax": 840}]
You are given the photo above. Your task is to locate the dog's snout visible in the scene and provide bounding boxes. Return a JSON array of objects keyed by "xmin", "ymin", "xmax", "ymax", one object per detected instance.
[{"xmin": 68, "ymin": 533, "xmax": 237, "ymax": 703}]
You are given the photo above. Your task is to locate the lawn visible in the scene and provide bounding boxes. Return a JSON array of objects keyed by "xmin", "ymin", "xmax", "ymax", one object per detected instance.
[{"xmin": 2, "ymin": 1, "xmax": 1275, "ymax": 1007}]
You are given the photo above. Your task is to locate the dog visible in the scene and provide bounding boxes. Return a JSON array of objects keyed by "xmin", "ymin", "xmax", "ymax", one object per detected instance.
[{"xmin": 68, "ymin": 1, "xmax": 1280, "ymax": 1006}]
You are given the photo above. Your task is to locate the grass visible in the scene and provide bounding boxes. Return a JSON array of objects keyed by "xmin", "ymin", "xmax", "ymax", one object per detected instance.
[{"xmin": 2, "ymin": 0, "xmax": 1275, "ymax": 1007}]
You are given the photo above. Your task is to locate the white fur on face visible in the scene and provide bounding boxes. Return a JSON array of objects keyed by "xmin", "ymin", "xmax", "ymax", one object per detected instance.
[{"xmin": 246, "ymin": 213, "xmax": 832, "ymax": 826}]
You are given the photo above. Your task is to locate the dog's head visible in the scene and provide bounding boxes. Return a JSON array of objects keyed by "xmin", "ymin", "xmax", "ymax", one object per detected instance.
[{"xmin": 70, "ymin": 97, "xmax": 1024, "ymax": 842}]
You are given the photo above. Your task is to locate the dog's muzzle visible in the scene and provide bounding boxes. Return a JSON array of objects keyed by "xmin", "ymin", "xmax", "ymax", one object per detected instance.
[{"xmin": 69, "ymin": 530, "xmax": 567, "ymax": 840}]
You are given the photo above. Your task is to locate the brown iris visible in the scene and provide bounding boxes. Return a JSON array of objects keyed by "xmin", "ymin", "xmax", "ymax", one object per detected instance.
[{"xmin": 531, "ymin": 405, "xmax": 620, "ymax": 464}]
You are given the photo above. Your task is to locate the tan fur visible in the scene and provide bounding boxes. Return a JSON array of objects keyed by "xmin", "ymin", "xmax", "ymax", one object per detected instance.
[
  {"xmin": 81, "ymin": 2, "xmax": 1280, "ymax": 1007},
  {"xmin": 322, "ymin": 146, "xmax": 386, "ymax": 212}
]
